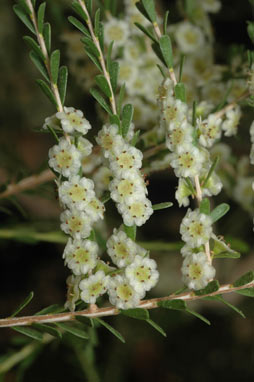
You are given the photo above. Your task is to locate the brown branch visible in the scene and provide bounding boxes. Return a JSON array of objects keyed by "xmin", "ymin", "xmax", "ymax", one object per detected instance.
[
  {"xmin": 0, "ymin": 170, "xmax": 55, "ymax": 200},
  {"xmin": 0, "ymin": 281, "xmax": 252, "ymax": 328}
]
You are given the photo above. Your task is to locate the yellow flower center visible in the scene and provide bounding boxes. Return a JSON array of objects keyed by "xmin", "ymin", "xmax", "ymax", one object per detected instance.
[
  {"xmin": 135, "ymin": 266, "xmax": 150, "ymax": 282},
  {"xmin": 129, "ymin": 202, "xmax": 145, "ymax": 218},
  {"xmin": 179, "ymin": 152, "xmax": 194, "ymax": 168},
  {"xmin": 117, "ymin": 284, "xmax": 133, "ymax": 301},
  {"xmin": 189, "ymin": 222, "xmax": 204, "ymax": 236},
  {"xmin": 74, "ymin": 248, "xmax": 90, "ymax": 263},
  {"xmin": 68, "ymin": 216, "xmax": 83, "ymax": 232},
  {"xmin": 189, "ymin": 263, "xmax": 203, "ymax": 280},
  {"xmin": 117, "ymin": 152, "xmax": 134, "ymax": 169},
  {"xmin": 68, "ymin": 184, "xmax": 86, "ymax": 202},
  {"xmin": 118, "ymin": 179, "xmax": 134, "ymax": 197},
  {"xmin": 88, "ymin": 282, "xmax": 103, "ymax": 296},
  {"xmin": 66, "ymin": 112, "xmax": 82, "ymax": 126},
  {"xmin": 108, "ymin": 26, "xmax": 124, "ymax": 41},
  {"xmin": 115, "ymin": 242, "xmax": 129, "ymax": 259},
  {"xmin": 56, "ymin": 150, "xmax": 73, "ymax": 168}
]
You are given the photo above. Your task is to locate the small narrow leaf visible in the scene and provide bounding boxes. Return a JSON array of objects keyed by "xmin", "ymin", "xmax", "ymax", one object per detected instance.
[
  {"xmin": 213, "ymin": 251, "xmax": 240, "ymax": 259},
  {"xmin": 95, "ymin": 318, "xmax": 125, "ymax": 343},
  {"xmin": 233, "ymin": 271, "xmax": 254, "ymax": 287},
  {"xmin": 146, "ymin": 319, "xmax": 167, "ymax": 337},
  {"xmin": 43, "ymin": 22, "xmax": 51, "ymax": 54},
  {"xmin": 94, "ymin": 8, "xmax": 101, "ymax": 37},
  {"xmin": 152, "ymin": 202, "xmax": 173, "ymax": 210},
  {"xmin": 85, "ymin": 50, "xmax": 102, "ymax": 72},
  {"xmin": 210, "ymin": 203, "xmax": 230, "ymax": 223},
  {"xmin": 12, "ymin": 326, "xmax": 43, "ymax": 341},
  {"xmin": 36, "ymin": 79, "xmax": 57, "ymax": 107},
  {"xmin": 95, "ymin": 75, "xmax": 112, "ymax": 98},
  {"xmin": 90, "ymin": 88, "xmax": 112, "ymax": 115},
  {"xmin": 211, "ymin": 234, "xmax": 240, "ymax": 259},
  {"xmin": 159, "ymin": 35, "xmax": 173, "ymax": 68},
  {"xmin": 195, "ymin": 280, "xmax": 220, "ymax": 296},
  {"xmin": 109, "ymin": 114, "xmax": 121, "ymax": 129},
  {"xmin": 178, "ymin": 54, "xmax": 185, "ymax": 82},
  {"xmin": 124, "ymin": 224, "xmax": 136, "ymax": 241},
  {"xmin": 86, "ymin": 0, "xmax": 93, "ymax": 16},
  {"xmin": 50, "ymin": 50, "xmax": 60, "ymax": 84},
  {"xmin": 202, "ymin": 156, "xmax": 219, "ymax": 188},
  {"xmin": 56, "ymin": 323, "xmax": 89, "ymax": 339},
  {"xmin": 122, "ymin": 104, "xmax": 134, "ymax": 138},
  {"xmin": 192, "ymin": 100, "xmax": 197, "ymax": 127},
  {"xmin": 101, "ymin": 191, "xmax": 111, "ymax": 204},
  {"xmin": 58, "ymin": 66, "xmax": 68, "ymax": 104},
  {"xmin": 37, "ymin": 2, "xmax": 46, "ymax": 34},
  {"xmin": 23, "ymin": 36, "xmax": 45, "ymax": 61},
  {"xmin": 120, "ymin": 308, "xmax": 149, "ymax": 320},
  {"xmin": 236, "ymin": 288, "xmax": 254, "ymax": 297},
  {"xmin": 158, "ymin": 299, "xmax": 187, "ymax": 310},
  {"xmin": 10, "ymin": 292, "xmax": 34, "ymax": 318},
  {"xmin": 163, "ymin": 10, "xmax": 169, "ymax": 35},
  {"xmin": 134, "ymin": 22, "xmax": 157, "ymax": 43},
  {"xmin": 33, "ymin": 323, "xmax": 62, "ymax": 339},
  {"xmin": 13, "ymin": 5, "xmax": 36, "ymax": 35},
  {"xmin": 68, "ymin": 16, "xmax": 90, "ymax": 37},
  {"xmin": 117, "ymin": 83, "xmax": 126, "ymax": 115},
  {"xmin": 131, "ymin": 130, "xmax": 140, "ymax": 147},
  {"xmin": 71, "ymin": 1, "xmax": 88, "ymax": 21},
  {"xmin": 35, "ymin": 304, "xmax": 65, "ymax": 315},
  {"xmin": 141, "ymin": 0, "xmax": 157, "ymax": 22},
  {"xmin": 29, "ymin": 51, "xmax": 49, "ymax": 82},
  {"xmin": 174, "ymin": 82, "xmax": 186, "ymax": 102},
  {"xmin": 205, "ymin": 295, "xmax": 245, "ymax": 318},
  {"xmin": 186, "ymin": 308, "xmax": 211, "ymax": 325},
  {"xmin": 109, "ymin": 61, "xmax": 119, "ymax": 93},
  {"xmin": 106, "ymin": 41, "xmax": 114, "ymax": 72},
  {"xmin": 81, "ymin": 36, "xmax": 100, "ymax": 58},
  {"xmin": 199, "ymin": 198, "xmax": 210, "ymax": 215}
]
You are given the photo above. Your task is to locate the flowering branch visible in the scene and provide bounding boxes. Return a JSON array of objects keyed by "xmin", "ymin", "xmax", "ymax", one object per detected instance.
[{"xmin": 0, "ymin": 281, "xmax": 252, "ymax": 328}]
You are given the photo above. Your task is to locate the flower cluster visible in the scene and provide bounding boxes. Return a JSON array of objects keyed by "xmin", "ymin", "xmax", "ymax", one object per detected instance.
[{"xmin": 97, "ymin": 124, "xmax": 153, "ymax": 227}]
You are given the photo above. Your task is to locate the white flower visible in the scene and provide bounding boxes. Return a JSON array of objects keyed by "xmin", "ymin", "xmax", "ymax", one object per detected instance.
[
  {"xmin": 59, "ymin": 175, "xmax": 95, "ymax": 210},
  {"xmin": 157, "ymin": 78, "xmax": 174, "ymax": 107},
  {"xmin": 96, "ymin": 124, "xmax": 124, "ymax": 158},
  {"xmin": 118, "ymin": 197, "xmax": 153, "ymax": 227},
  {"xmin": 233, "ymin": 177, "xmax": 254, "ymax": 212},
  {"xmin": 63, "ymin": 238, "xmax": 98, "ymax": 275},
  {"xmin": 110, "ymin": 145, "xmax": 143, "ymax": 176},
  {"xmin": 60, "ymin": 208, "xmax": 92, "ymax": 239},
  {"xmin": 181, "ymin": 252, "xmax": 216, "ymax": 290},
  {"xmin": 48, "ymin": 137, "xmax": 81, "ymax": 178},
  {"xmin": 65, "ymin": 274, "xmax": 82, "ymax": 312},
  {"xmin": 170, "ymin": 143, "xmax": 206, "ymax": 178},
  {"xmin": 106, "ymin": 228, "xmax": 145, "ymax": 268},
  {"xmin": 222, "ymin": 105, "xmax": 241, "ymax": 137},
  {"xmin": 93, "ymin": 166, "xmax": 112, "ymax": 196},
  {"xmin": 180, "ymin": 209, "xmax": 212, "ymax": 248},
  {"xmin": 109, "ymin": 170, "xmax": 146, "ymax": 204},
  {"xmin": 56, "ymin": 106, "xmax": 91, "ymax": 134},
  {"xmin": 201, "ymin": 165, "xmax": 222, "ymax": 197},
  {"xmin": 125, "ymin": 255, "xmax": 159, "ymax": 294},
  {"xmin": 175, "ymin": 178, "xmax": 192, "ymax": 207},
  {"xmin": 198, "ymin": 114, "xmax": 222, "ymax": 148},
  {"xmin": 108, "ymin": 275, "xmax": 144, "ymax": 309},
  {"xmin": 118, "ymin": 59, "xmax": 138, "ymax": 85},
  {"xmin": 85, "ymin": 197, "xmax": 105, "ymax": 222},
  {"xmin": 79, "ymin": 271, "xmax": 109, "ymax": 304},
  {"xmin": 180, "ymin": 244, "xmax": 195, "ymax": 258},
  {"xmin": 104, "ymin": 18, "xmax": 130, "ymax": 48},
  {"xmin": 161, "ymin": 96, "xmax": 188, "ymax": 129},
  {"xmin": 166, "ymin": 121, "xmax": 193, "ymax": 151},
  {"xmin": 77, "ymin": 137, "xmax": 93, "ymax": 158},
  {"xmin": 175, "ymin": 21, "xmax": 205, "ymax": 54},
  {"xmin": 43, "ymin": 113, "xmax": 61, "ymax": 131},
  {"xmin": 123, "ymin": 40, "xmax": 143, "ymax": 63},
  {"xmin": 199, "ymin": 0, "xmax": 221, "ymax": 13},
  {"xmin": 195, "ymin": 101, "xmax": 214, "ymax": 118}
]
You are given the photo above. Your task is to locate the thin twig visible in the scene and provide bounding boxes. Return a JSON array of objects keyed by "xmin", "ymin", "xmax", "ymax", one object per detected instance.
[
  {"xmin": 214, "ymin": 90, "xmax": 249, "ymax": 119},
  {"xmin": 0, "ymin": 281, "xmax": 252, "ymax": 328},
  {"xmin": 77, "ymin": 0, "xmax": 117, "ymax": 115},
  {"xmin": 0, "ymin": 170, "xmax": 55, "ymax": 200},
  {"xmin": 143, "ymin": 143, "xmax": 166, "ymax": 159}
]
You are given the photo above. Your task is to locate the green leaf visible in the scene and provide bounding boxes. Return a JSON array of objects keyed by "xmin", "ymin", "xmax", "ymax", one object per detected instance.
[
  {"xmin": 47, "ymin": 124, "xmax": 59, "ymax": 143},
  {"xmin": 224, "ymin": 236, "xmax": 250, "ymax": 253},
  {"xmin": 233, "ymin": 271, "xmax": 254, "ymax": 287},
  {"xmin": 124, "ymin": 224, "xmax": 136, "ymax": 241},
  {"xmin": 12, "ymin": 326, "xmax": 43, "ymax": 341},
  {"xmin": 56, "ymin": 323, "xmax": 89, "ymax": 339},
  {"xmin": 152, "ymin": 202, "xmax": 173, "ymax": 210},
  {"xmin": 94, "ymin": 8, "xmax": 100, "ymax": 37},
  {"xmin": 109, "ymin": 114, "xmax": 121, "ymax": 129},
  {"xmin": 210, "ymin": 203, "xmax": 230, "ymax": 223},
  {"xmin": 173, "ymin": 286, "xmax": 189, "ymax": 295},
  {"xmin": 211, "ymin": 234, "xmax": 240, "ymax": 259},
  {"xmin": 58, "ymin": 66, "xmax": 68, "ymax": 104},
  {"xmin": 33, "ymin": 323, "xmax": 62, "ymax": 339},
  {"xmin": 50, "ymin": 50, "xmax": 60, "ymax": 84},
  {"xmin": 146, "ymin": 319, "xmax": 167, "ymax": 337},
  {"xmin": 117, "ymin": 83, "xmax": 126, "ymax": 115},
  {"xmin": 199, "ymin": 198, "xmax": 210, "ymax": 215},
  {"xmin": 43, "ymin": 22, "xmax": 51, "ymax": 54},
  {"xmin": 131, "ymin": 130, "xmax": 140, "ymax": 147},
  {"xmin": 109, "ymin": 61, "xmax": 119, "ymax": 93},
  {"xmin": 36, "ymin": 79, "xmax": 57, "ymax": 107},
  {"xmin": 10, "ymin": 291, "xmax": 34, "ymax": 318},
  {"xmin": 19, "ymin": 0, "xmax": 31, "ymax": 16},
  {"xmin": 186, "ymin": 308, "xmax": 211, "ymax": 325},
  {"xmin": 37, "ymin": 2, "xmax": 46, "ymax": 34},
  {"xmin": 68, "ymin": 16, "xmax": 90, "ymax": 37},
  {"xmin": 106, "ymin": 41, "xmax": 114, "ymax": 72},
  {"xmin": 163, "ymin": 10, "xmax": 169, "ymax": 35},
  {"xmin": 35, "ymin": 304, "xmax": 65, "ymax": 315},
  {"xmin": 247, "ymin": 21, "xmax": 254, "ymax": 44},
  {"xmin": 94, "ymin": 318, "xmax": 125, "ymax": 343},
  {"xmin": 140, "ymin": 0, "xmax": 157, "ymax": 22},
  {"xmin": 85, "ymin": 50, "xmax": 102, "ymax": 72},
  {"xmin": 122, "ymin": 104, "xmax": 134, "ymax": 138},
  {"xmin": 95, "ymin": 75, "xmax": 112, "ymax": 98},
  {"xmin": 178, "ymin": 54, "xmax": 185, "ymax": 82},
  {"xmin": 13, "ymin": 5, "xmax": 36, "ymax": 35},
  {"xmin": 134, "ymin": 22, "xmax": 157, "ymax": 43},
  {"xmin": 23, "ymin": 36, "xmax": 45, "ymax": 61},
  {"xmin": 159, "ymin": 35, "xmax": 173, "ymax": 68},
  {"xmin": 236, "ymin": 288, "xmax": 254, "ymax": 297},
  {"xmin": 174, "ymin": 82, "xmax": 186, "ymax": 102},
  {"xmin": 120, "ymin": 308, "xmax": 149, "ymax": 320},
  {"xmin": 81, "ymin": 36, "xmax": 100, "ymax": 58},
  {"xmin": 86, "ymin": 0, "xmax": 93, "ymax": 16},
  {"xmin": 205, "ymin": 295, "xmax": 245, "ymax": 318},
  {"xmin": 29, "ymin": 51, "xmax": 49, "ymax": 82},
  {"xmin": 90, "ymin": 88, "xmax": 112, "ymax": 114},
  {"xmin": 101, "ymin": 191, "xmax": 111, "ymax": 204},
  {"xmin": 195, "ymin": 280, "xmax": 220, "ymax": 296},
  {"xmin": 158, "ymin": 299, "xmax": 187, "ymax": 310},
  {"xmin": 71, "ymin": 1, "xmax": 88, "ymax": 21},
  {"xmin": 202, "ymin": 156, "xmax": 219, "ymax": 188}
]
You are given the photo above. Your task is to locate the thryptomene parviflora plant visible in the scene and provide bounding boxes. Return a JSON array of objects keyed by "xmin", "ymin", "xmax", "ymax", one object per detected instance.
[{"xmin": 1, "ymin": 0, "xmax": 254, "ymax": 355}]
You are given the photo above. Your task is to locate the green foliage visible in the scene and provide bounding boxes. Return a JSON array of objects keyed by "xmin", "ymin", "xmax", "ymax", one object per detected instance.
[
  {"xmin": 122, "ymin": 104, "xmax": 134, "ymax": 138},
  {"xmin": 210, "ymin": 203, "xmax": 230, "ymax": 223},
  {"xmin": 152, "ymin": 202, "xmax": 173, "ymax": 210},
  {"xmin": 23, "ymin": 36, "xmax": 45, "ymax": 61},
  {"xmin": 120, "ymin": 308, "xmax": 149, "ymax": 320},
  {"xmin": 233, "ymin": 271, "xmax": 254, "ymax": 287},
  {"xmin": 94, "ymin": 318, "xmax": 125, "ymax": 343},
  {"xmin": 37, "ymin": 2, "xmax": 46, "ymax": 34},
  {"xmin": 12, "ymin": 326, "xmax": 43, "ymax": 341},
  {"xmin": 43, "ymin": 23, "xmax": 51, "ymax": 54},
  {"xmin": 194, "ymin": 280, "xmax": 220, "ymax": 296},
  {"xmin": 95, "ymin": 74, "xmax": 112, "ymax": 98},
  {"xmin": 202, "ymin": 156, "xmax": 219, "ymax": 188},
  {"xmin": 33, "ymin": 323, "xmax": 62, "ymax": 339},
  {"xmin": 90, "ymin": 88, "xmax": 112, "ymax": 114},
  {"xmin": 68, "ymin": 16, "xmax": 90, "ymax": 37},
  {"xmin": 36, "ymin": 79, "xmax": 57, "ymax": 107},
  {"xmin": 13, "ymin": 4, "xmax": 36, "ymax": 35},
  {"xmin": 10, "ymin": 292, "xmax": 34, "ymax": 318},
  {"xmin": 211, "ymin": 235, "xmax": 240, "ymax": 259},
  {"xmin": 199, "ymin": 198, "xmax": 210, "ymax": 215},
  {"xmin": 175, "ymin": 82, "xmax": 186, "ymax": 102},
  {"xmin": 140, "ymin": 0, "xmax": 157, "ymax": 23},
  {"xmin": 71, "ymin": 1, "xmax": 88, "ymax": 21},
  {"xmin": 56, "ymin": 322, "xmax": 89, "ymax": 339},
  {"xmin": 205, "ymin": 295, "xmax": 245, "ymax": 318},
  {"xmin": 124, "ymin": 224, "xmax": 136, "ymax": 241},
  {"xmin": 58, "ymin": 66, "xmax": 68, "ymax": 104},
  {"xmin": 29, "ymin": 51, "xmax": 49, "ymax": 81},
  {"xmin": 50, "ymin": 50, "xmax": 60, "ymax": 84},
  {"xmin": 159, "ymin": 35, "xmax": 174, "ymax": 68}
]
